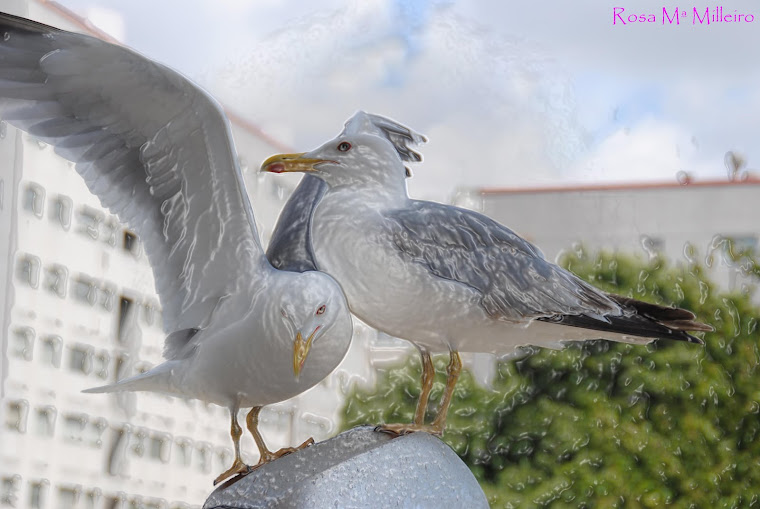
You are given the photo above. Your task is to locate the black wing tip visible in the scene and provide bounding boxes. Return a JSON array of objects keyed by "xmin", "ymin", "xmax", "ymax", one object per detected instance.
[
  {"xmin": 541, "ymin": 312, "xmax": 710, "ymax": 346},
  {"xmin": 673, "ymin": 330, "xmax": 706, "ymax": 345}
]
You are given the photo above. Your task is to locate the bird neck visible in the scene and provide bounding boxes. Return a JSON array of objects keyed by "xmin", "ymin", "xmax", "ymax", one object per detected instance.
[{"xmin": 326, "ymin": 180, "xmax": 410, "ymax": 211}]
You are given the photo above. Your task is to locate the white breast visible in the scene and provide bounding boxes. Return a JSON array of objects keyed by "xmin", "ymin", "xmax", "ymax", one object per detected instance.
[{"xmin": 311, "ymin": 190, "xmax": 486, "ymax": 351}]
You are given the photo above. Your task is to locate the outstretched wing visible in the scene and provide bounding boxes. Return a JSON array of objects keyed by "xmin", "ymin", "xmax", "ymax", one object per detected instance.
[
  {"xmin": 266, "ymin": 111, "xmax": 426, "ymax": 271},
  {"xmin": 0, "ymin": 13, "xmax": 268, "ymax": 334},
  {"xmin": 387, "ymin": 200, "xmax": 622, "ymax": 321}
]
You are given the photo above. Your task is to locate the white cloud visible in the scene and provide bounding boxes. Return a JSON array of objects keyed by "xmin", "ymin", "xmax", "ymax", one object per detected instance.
[
  {"xmin": 57, "ymin": 0, "xmax": 760, "ymax": 196},
  {"xmin": 209, "ymin": 2, "xmax": 587, "ymax": 200},
  {"xmin": 570, "ymin": 117, "xmax": 723, "ymax": 183}
]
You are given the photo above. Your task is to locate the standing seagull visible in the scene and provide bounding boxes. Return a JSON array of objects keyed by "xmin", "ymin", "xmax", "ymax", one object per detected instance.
[
  {"xmin": 0, "ymin": 13, "xmax": 353, "ymax": 484},
  {"xmin": 261, "ymin": 111, "xmax": 712, "ymax": 436}
]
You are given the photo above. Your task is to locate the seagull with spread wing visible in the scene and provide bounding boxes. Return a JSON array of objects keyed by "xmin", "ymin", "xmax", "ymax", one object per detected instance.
[
  {"xmin": 262, "ymin": 111, "xmax": 712, "ymax": 436},
  {"xmin": 0, "ymin": 13, "xmax": 353, "ymax": 484}
]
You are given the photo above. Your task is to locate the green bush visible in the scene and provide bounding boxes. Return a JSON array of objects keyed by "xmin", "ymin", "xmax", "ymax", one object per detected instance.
[{"xmin": 341, "ymin": 248, "xmax": 760, "ymax": 507}]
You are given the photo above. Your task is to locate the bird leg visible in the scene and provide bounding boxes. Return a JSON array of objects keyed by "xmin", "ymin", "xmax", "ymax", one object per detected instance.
[
  {"xmin": 430, "ymin": 350, "xmax": 462, "ymax": 431},
  {"xmin": 213, "ymin": 408, "xmax": 252, "ymax": 485},
  {"xmin": 414, "ymin": 349, "xmax": 435, "ymax": 426},
  {"xmin": 376, "ymin": 348, "xmax": 442, "ymax": 436},
  {"xmin": 246, "ymin": 406, "xmax": 314, "ymax": 467}
]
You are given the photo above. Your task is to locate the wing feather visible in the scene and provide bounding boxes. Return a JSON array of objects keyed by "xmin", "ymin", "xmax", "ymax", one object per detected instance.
[
  {"xmin": 0, "ymin": 13, "xmax": 267, "ymax": 335},
  {"xmin": 387, "ymin": 201, "xmax": 621, "ymax": 321}
]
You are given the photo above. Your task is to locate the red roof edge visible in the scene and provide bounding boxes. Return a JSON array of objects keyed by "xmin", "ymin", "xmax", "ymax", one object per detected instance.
[
  {"xmin": 480, "ymin": 177, "xmax": 760, "ymax": 195},
  {"xmin": 36, "ymin": 0, "xmax": 121, "ymax": 44},
  {"xmin": 33, "ymin": 0, "xmax": 290, "ymax": 152}
]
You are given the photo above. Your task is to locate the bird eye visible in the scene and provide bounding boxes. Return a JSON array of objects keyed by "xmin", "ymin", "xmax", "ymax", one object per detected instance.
[
  {"xmin": 337, "ymin": 142, "xmax": 351, "ymax": 152},
  {"xmin": 316, "ymin": 305, "xmax": 326, "ymax": 315}
]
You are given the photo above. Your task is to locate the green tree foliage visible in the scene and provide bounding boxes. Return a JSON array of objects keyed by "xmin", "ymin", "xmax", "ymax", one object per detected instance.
[{"xmin": 341, "ymin": 248, "xmax": 760, "ymax": 507}]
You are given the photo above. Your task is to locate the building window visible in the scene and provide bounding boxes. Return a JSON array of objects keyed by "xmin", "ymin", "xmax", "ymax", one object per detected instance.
[
  {"xmin": 130, "ymin": 428, "xmax": 147, "ymax": 458},
  {"xmin": 215, "ymin": 448, "xmax": 232, "ymax": 475},
  {"xmin": 196, "ymin": 443, "xmax": 213, "ymax": 474},
  {"xmin": 50, "ymin": 195, "xmax": 72, "ymax": 230},
  {"xmin": 84, "ymin": 489, "xmax": 102, "ymax": 509},
  {"xmin": 174, "ymin": 439, "xmax": 193, "ymax": 468},
  {"xmin": 100, "ymin": 283, "xmax": 116, "ymax": 311},
  {"xmin": 62, "ymin": 414, "xmax": 87, "ymax": 443},
  {"xmin": 72, "ymin": 276, "xmax": 97, "ymax": 306},
  {"xmin": 11, "ymin": 327, "xmax": 34, "ymax": 361},
  {"xmin": 28, "ymin": 480, "xmax": 49, "ymax": 509},
  {"xmin": 142, "ymin": 301, "xmax": 158, "ymax": 327},
  {"xmin": 16, "ymin": 254, "xmax": 41, "ymax": 288},
  {"xmin": 44, "ymin": 264, "xmax": 68, "ymax": 298},
  {"xmin": 101, "ymin": 219, "xmax": 119, "ymax": 247},
  {"xmin": 76, "ymin": 206, "xmax": 103, "ymax": 240},
  {"xmin": 113, "ymin": 353, "xmax": 131, "ymax": 383},
  {"xmin": 142, "ymin": 499, "xmax": 163, "ymax": 509},
  {"xmin": 56, "ymin": 486, "xmax": 80, "ymax": 509},
  {"xmin": 69, "ymin": 345, "xmax": 93, "ymax": 375},
  {"xmin": 117, "ymin": 296, "xmax": 135, "ymax": 344},
  {"xmin": 23, "ymin": 182, "xmax": 45, "ymax": 217},
  {"xmin": 5, "ymin": 400, "xmax": 29, "ymax": 433},
  {"xmin": 123, "ymin": 230, "xmax": 137, "ymax": 253},
  {"xmin": 1, "ymin": 475, "xmax": 21, "ymax": 507},
  {"xmin": 39, "ymin": 336, "xmax": 62, "ymax": 368},
  {"xmin": 105, "ymin": 494, "xmax": 126, "ymax": 509},
  {"xmin": 94, "ymin": 351, "xmax": 111, "ymax": 380},
  {"xmin": 149, "ymin": 434, "xmax": 171, "ymax": 463},
  {"xmin": 34, "ymin": 406, "xmax": 57, "ymax": 437},
  {"xmin": 86, "ymin": 418, "xmax": 109, "ymax": 449}
]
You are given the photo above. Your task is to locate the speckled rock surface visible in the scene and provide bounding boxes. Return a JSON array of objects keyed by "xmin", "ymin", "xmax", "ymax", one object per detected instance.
[{"xmin": 203, "ymin": 426, "xmax": 488, "ymax": 509}]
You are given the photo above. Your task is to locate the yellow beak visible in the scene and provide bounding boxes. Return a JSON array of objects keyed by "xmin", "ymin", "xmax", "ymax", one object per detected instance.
[
  {"xmin": 293, "ymin": 328, "xmax": 319, "ymax": 378},
  {"xmin": 261, "ymin": 153, "xmax": 332, "ymax": 174}
]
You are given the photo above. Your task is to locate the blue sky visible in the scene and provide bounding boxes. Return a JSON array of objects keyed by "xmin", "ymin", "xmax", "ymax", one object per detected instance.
[{"xmin": 52, "ymin": 0, "xmax": 760, "ymax": 200}]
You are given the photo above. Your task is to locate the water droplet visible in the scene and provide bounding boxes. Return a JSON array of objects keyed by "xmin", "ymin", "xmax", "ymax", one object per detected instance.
[{"xmin": 682, "ymin": 243, "xmax": 697, "ymax": 264}]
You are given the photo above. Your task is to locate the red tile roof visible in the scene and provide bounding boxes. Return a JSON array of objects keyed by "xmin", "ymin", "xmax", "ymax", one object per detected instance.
[{"xmin": 480, "ymin": 177, "xmax": 760, "ymax": 195}]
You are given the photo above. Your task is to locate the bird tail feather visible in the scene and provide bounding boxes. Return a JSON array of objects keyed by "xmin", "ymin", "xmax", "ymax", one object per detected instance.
[{"xmin": 82, "ymin": 361, "xmax": 177, "ymax": 394}]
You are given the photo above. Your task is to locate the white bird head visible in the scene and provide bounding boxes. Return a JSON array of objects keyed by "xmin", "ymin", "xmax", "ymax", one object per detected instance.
[
  {"xmin": 260, "ymin": 111, "xmax": 425, "ymax": 190},
  {"xmin": 274, "ymin": 271, "xmax": 353, "ymax": 382}
]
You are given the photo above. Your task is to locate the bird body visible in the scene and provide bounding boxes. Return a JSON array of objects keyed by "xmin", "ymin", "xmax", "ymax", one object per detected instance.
[
  {"xmin": 262, "ymin": 111, "xmax": 711, "ymax": 434},
  {"xmin": 311, "ymin": 174, "xmax": 658, "ymax": 354}
]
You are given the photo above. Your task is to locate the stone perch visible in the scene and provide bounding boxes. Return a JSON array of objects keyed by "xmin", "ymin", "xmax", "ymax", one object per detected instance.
[{"xmin": 204, "ymin": 426, "xmax": 488, "ymax": 508}]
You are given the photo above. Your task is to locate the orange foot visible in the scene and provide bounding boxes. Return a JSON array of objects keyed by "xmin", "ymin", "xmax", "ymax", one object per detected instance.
[
  {"xmin": 375, "ymin": 423, "xmax": 443, "ymax": 437},
  {"xmin": 213, "ymin": 458, "xmax": 252, "ymax": 486},
  {"xmin": 257, "ymin": 437, "xmax": 315, "ymax": 465}
]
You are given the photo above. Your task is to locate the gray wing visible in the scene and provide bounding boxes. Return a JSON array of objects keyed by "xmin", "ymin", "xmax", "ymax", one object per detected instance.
[
  {"xmin": 266, "ymin": 112, "xmax": 426, "ymax": 272},
  {"xmin": 387, "ymin": 201, "xmax": 621, "ymax": 321},
  {"xmin": 266, "ymin": 175, "xmax": 327, "ymax": 272},
  {"xmin": 0, "ymin": 13, "xmax": 267, "ymax": 334}
]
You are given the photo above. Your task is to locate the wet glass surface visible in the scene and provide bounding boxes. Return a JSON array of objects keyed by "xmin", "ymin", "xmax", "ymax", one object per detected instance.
[{"xmin": 1, "ymin": 1, "xmax": 758, "ymax": 507}]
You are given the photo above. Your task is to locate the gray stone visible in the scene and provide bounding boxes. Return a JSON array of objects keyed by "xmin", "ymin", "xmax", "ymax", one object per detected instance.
[{"xmin": 204, "ymin": 426, "xmax": 488, "ymax": 509}]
